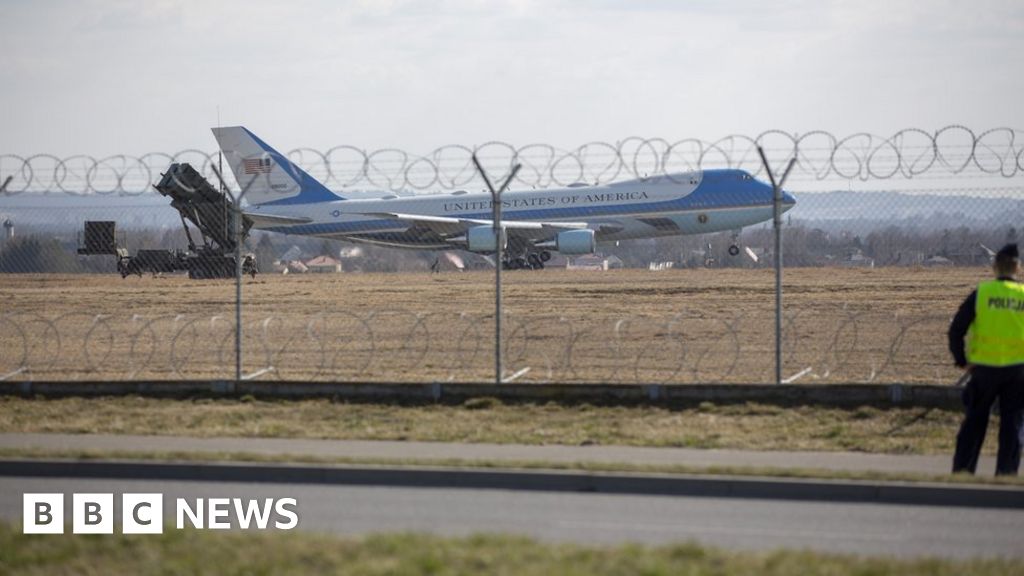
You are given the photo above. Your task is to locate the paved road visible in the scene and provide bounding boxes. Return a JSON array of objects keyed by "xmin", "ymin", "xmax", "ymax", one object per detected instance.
[
  {"xmin": 0, "ymin": 433, "xmax": 999, "ymax": 476},
  {"xmin": 2, "ymin": 475, "xmax": 1022, "ymax": 559}
]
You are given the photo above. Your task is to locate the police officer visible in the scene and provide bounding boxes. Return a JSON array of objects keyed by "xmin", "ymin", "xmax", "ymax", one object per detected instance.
[{"xmin": 948, "ymin": 243, "xmax": 1024, "ymax": 475}]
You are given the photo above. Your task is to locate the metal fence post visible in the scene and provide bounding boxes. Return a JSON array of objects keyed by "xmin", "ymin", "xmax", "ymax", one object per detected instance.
[
  {"xmin": 471, "ymin": 155, "xmax": 521, "ymax": 385},
  {"xmin": 757, "ymin": 146, "xmax": 795, "ymax": 385},
  {"xmin": 211, "ymin": 164, "xmax": 257, "ymax": 383}
]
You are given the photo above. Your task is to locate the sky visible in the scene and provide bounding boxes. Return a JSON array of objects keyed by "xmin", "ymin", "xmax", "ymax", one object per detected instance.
[{"xmin": 1, "ymin": 0, "xmax": 1022, "ymax": 157}]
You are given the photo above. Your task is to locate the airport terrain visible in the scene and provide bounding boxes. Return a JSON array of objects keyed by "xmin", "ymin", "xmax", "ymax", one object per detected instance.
[
  {"xmin": 4, "ymin": 266, "xmax": 1022, "ymax": 566},
  {"xmin": 0, "ymin": 266, "xmax": 984, "ymax": 383}
]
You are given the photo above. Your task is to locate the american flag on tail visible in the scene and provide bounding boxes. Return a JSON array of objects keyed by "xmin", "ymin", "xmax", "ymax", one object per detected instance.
[{"xmin": 243, "ymin": 157, "xmax": 273, "ymax": 174}]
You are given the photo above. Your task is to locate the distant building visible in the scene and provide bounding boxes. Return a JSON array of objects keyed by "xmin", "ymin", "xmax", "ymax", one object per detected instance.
[
  {"xmin": 947, "ymin": 245, "xmax": 993, "ymax": 266},
  {"xmin": 567, "ymin": 254, "xmax": 623, "ymax": 271},
  {"xmin": 304, "ymin": 255, "xmax": 343, "ymax": 273},
  {"xmin": 923, "ymin": 255, "xmax": 954, "ymax": 267},
  {"xmin": 892, "ymin": 251, "xmax": 926, "ymax": 266},
  {"xmin": 286, "ymin": 260, "xmax": 309, "ymax": 274},
  {"xmin": 839, "ymin": 249, "xmax": 874, "ymax": 268}
]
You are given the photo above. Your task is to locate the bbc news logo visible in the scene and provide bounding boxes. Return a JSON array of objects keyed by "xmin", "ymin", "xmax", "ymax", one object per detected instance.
[{"xmin": 23, "ymin": 493, "xmax": 299, "ymax": 534}]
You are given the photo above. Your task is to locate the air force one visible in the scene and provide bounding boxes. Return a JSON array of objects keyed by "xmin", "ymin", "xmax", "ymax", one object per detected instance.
[{"xmin": 212, "ymin": 127, "xmax": 796, "ymax": 269}]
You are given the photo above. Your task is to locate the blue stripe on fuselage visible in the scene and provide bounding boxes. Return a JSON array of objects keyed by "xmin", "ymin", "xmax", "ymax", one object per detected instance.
[{"xmin": 261, "ymin": 169, "xmax": 792, "ymax": 236}]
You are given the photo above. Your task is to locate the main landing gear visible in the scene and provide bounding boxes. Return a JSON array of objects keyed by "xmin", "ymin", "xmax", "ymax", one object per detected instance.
[{"xmin": 503, "ymin": 250, "xmax": 551, "ymax": 270}]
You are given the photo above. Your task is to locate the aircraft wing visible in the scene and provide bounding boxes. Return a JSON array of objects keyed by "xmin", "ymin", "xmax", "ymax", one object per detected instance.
[
  {"xmin": 357, "ymin": 212, "xmax": 590, "ymax": 244},
  {"xmin": 242, "ymin": 212, "xmax": 314, "ymax": 227}
]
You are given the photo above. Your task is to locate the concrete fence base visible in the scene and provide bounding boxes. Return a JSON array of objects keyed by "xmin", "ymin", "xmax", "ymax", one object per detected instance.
[{"xmin": 2, "ymin": 381, "xmax": 962, "ymax": 408}]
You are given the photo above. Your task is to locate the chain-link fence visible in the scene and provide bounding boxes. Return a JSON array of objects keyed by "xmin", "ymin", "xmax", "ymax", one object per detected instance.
[{"xmin": 1, "ymin": 126, "xmax": 1022, "ymax": 384}]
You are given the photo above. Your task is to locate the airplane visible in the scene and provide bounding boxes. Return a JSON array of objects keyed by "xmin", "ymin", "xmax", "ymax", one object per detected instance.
[{"xmin": 211, "ymin": 127, "xmax": 796, "ymax": 269}]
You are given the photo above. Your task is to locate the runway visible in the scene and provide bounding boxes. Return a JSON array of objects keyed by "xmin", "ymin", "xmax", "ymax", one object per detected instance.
[{"xmin": 3, "ymin": 475, "xmax": 1022, "ymax": 559}]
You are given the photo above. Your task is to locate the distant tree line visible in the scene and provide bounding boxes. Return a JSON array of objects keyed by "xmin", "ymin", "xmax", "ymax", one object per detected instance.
[
  {"xmin": 0, "ymin": 237, "xmax": 84, "ymax": 273},
  {"xmin": 606, "ymin": 223, "xmax": 1019, "ymax": 269},
  {"xmin": 0, "ymin": 222, "xmax": 1017, "ymax": 274},
  {"xmin": 0, "ymin": 228, "xmax": 446, "ymax": 275}
]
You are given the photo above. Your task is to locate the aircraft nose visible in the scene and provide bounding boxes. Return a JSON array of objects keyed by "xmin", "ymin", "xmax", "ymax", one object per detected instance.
[{"xmin": 782, "ymin": 190, "xmax": 797, "ymax": 208}]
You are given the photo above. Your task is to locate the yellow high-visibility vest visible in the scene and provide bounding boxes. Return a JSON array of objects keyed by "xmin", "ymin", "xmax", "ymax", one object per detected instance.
[{"xmin": 968, "ymin": 279, "xmax": 1024, "ymax": 366}]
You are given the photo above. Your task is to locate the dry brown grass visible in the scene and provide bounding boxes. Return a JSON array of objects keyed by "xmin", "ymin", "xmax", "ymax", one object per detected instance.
[
  {"xmin": 0, "ymin": 395, "xmax": 975, "ymax": 455},
  {"xmin": 0, "ymin": 267, "xmax": 983, "ymax": 383}
]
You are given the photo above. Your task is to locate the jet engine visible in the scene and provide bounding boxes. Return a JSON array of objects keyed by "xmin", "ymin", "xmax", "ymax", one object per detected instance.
[
  {"xmin": 467, "ymin": 225, "xmax": 505, "ymax": 252},
  {"xmin": 556, "ymin": 229, "xmax": 596, "ymax": 255}
]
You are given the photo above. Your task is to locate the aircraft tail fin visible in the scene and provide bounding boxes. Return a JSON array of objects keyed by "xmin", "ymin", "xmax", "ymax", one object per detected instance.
[{"xmin": 211, "ymin": 126, "xmax": 344, "ymax": 206}]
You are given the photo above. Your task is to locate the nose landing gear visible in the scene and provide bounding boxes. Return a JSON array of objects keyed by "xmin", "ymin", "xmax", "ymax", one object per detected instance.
[{"xmin": 727, "ymin": 228, "xmax": 742, "ymax": 257}]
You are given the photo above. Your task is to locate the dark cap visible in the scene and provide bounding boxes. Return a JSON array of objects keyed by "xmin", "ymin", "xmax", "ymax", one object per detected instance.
[{"xmin": 997, "ymin": 243, "xmax": 1019, "ymax": 260}]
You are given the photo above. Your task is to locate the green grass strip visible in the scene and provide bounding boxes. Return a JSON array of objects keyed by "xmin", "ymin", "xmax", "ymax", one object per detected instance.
[{"xmin": 1, "ymin": 523, "xmax": 1021, "ymax": 576}]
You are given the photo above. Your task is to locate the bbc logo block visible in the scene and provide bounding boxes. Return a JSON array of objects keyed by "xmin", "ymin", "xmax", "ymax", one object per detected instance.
[
  {"xmin": 24, "ymin": 493, "xmax": 163, "ymax": 535},
  {"xmin": 72, "ymin": 493, "xmax": 114, "ymax": 534},
  {"xmin": 23, "ymin": 494, "xmax": 63, "ymax": 534},
  {"xmin": 122, "ymin": 494, "xmax": 163, "ymax": 534}
]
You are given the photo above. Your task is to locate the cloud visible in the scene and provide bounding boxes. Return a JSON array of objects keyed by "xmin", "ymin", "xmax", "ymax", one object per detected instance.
[{"xmin": 0, "ymin": 0, "xmax": 1021, "ymax": 156}]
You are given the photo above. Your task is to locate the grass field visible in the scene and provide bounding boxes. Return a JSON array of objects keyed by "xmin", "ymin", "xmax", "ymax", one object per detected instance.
[
  {"xmin": 0, "ymin": 267, "xmax": 982, "ymax": 383},
  {"xmin": 8, "ymin": 446, "xmax": 1023, "ymax": 486},
  {"xmin": 2, "ymin": 524, "xmax": 1020, "ymax": 576},
  {"xmin": 0, "ymin": 395, "xmax": 978, "ymax": 455}
]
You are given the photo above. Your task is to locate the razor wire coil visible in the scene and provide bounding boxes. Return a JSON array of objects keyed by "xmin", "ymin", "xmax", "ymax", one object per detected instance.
[
  {"xmin": 2, "ymin": 126, "xmax": 1021, "ymax": 196},
  {"xmin": 0, "ymin": 309, "xmax": 962, "ymax": 385}
]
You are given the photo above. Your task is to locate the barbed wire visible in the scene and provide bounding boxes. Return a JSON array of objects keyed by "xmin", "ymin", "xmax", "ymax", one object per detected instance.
[
  {"xmin": 0, "ymin": 309, "xmax": 958, "ymax": 385},
  {"xmin": 1, "ymin": 126, "xmax": 1021, "ymax": 196}
]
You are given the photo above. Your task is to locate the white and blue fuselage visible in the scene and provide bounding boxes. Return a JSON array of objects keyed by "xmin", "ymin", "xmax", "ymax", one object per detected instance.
[
  {"xmin": 248, "ymin": 170, "xmax": 794, "ymax": 248},
  {"xmin": 212, "ymin": 126, "xmax": 795, "ymax": 255}
]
